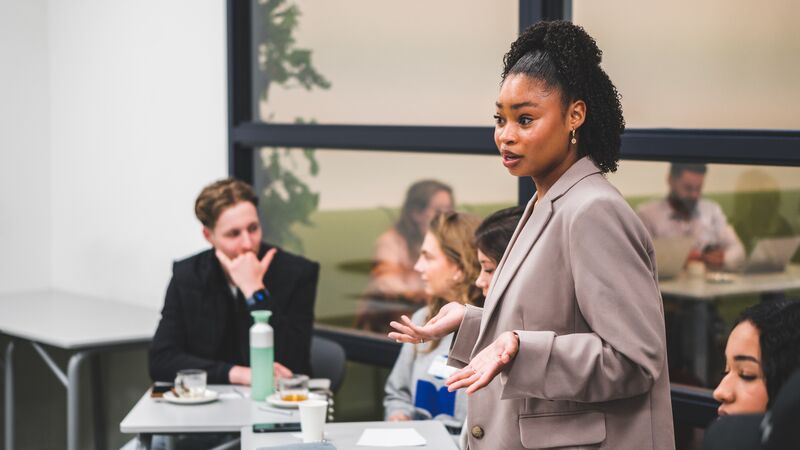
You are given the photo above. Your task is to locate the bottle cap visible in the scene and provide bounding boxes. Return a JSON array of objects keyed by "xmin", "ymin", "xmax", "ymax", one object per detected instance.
[{"xmin": 251, "ymin": 310, "xmax": 272, "ymax": 323}]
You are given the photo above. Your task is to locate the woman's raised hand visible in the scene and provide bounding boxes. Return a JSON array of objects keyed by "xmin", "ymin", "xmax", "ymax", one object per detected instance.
[
  {"xmin": 388, "ymin": 302, "xmax": 466, "ymax": 344},
  {"xmin": 445, "ymin": 331, "xmax": 519, "ymax": 394}
]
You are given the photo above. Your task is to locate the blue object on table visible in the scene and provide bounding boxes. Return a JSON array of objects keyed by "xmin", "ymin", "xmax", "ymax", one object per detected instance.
[{"xmin": 414, "ymin": 379, "xmax": 456, "ymax": 417}]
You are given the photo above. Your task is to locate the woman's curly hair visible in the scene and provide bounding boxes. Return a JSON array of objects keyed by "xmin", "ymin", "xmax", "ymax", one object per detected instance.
[
  {"xmin": 735, "ymin": 300, "xmax": 800, "ymax": 407},
  {"xmin": 502, "ymin": 21, "xmax": 624, "ymax": 173}
]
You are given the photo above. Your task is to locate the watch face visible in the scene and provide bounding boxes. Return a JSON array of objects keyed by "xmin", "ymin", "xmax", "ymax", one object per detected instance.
[{"xmin": 254, "ymin": 289, "xmax": 268, "ymax": 302}]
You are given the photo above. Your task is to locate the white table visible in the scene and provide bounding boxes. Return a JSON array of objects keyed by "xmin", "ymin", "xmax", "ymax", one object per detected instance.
[
  {"xmin": 121, "ymin": 385, "xmax": 303, "ymax": 449},
  {"xmin": 658, "ymin": 265, "xmax": 800, "ymax": 384},
  {"xmin": 659, "ymin": 264, "xmax": 800, "ymax": 300},
  {"xmin": 240, "ymin": 420, "xmax": 458, "ymax": 450},
  {"xmin": 0, "ymin": 290, "xmax": 160, "ymax": 450}
]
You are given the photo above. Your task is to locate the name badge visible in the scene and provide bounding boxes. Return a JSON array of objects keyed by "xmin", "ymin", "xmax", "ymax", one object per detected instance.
[{"xmin": 428, "ymin": 354, "xmax": 458, "ymax": 379}]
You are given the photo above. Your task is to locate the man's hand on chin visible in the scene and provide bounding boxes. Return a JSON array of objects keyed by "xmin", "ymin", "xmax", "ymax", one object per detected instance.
[{"xmin": 216, "ymin": 248, "xmax": 277, "ymax": 297}]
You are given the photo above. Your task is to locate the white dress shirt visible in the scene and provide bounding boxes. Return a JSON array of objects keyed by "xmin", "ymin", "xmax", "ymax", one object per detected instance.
[{"xmin": 637, "ymin": 197, "xmax": 745, "ymax": 270}]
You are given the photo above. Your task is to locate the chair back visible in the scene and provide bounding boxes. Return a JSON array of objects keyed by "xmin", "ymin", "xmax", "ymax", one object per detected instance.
[{"xmin": 310, "ymin": 335, "xmax": 347, "ymax": 393}]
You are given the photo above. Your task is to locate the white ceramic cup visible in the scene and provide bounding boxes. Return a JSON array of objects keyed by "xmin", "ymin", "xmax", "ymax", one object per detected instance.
[
  {"xmin": 687, "ymin": 260, "xmax": 706, "ymax": 278},
  {"xmin": 298, "ymin": 399, "xmax": 328, "ymax": 443}
]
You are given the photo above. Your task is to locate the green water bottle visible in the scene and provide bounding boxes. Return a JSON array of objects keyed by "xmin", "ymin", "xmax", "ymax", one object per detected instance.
[{"xmin": 250, "ymin": 310, "xmax": 274, "ymax": 402}]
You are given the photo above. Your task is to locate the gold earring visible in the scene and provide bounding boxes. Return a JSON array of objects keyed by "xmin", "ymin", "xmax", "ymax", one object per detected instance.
[{"xmin": 570, "ymin": 129, "xmax": 577, "ymax": 145}]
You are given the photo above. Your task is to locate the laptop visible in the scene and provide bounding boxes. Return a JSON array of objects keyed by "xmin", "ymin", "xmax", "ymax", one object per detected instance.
[
  {"xmin": 742, "ymin": 236, "xmax": 800, "ymax": 273},
  {"xmin": 653, "ymin": 237, "xmax": 695, "ymax": 279}
]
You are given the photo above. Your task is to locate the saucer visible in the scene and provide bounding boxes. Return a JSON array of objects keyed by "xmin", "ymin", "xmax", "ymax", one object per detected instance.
[
  {"xmin": 265, "ymin": 392, "xmax": 326, "ymax": 409},
  {"xmin": 163, "ymin": 389, "xmax": 219, "ymax": 405}
]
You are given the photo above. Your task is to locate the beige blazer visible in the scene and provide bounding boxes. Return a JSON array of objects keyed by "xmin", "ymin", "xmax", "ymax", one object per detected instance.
[{"xmin": 449, "ymin": 157, "xmax": 675, "ymax": 450}]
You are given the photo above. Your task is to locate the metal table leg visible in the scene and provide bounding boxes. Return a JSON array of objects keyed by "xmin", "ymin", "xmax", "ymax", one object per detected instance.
[
  {"xmin": 21, "ymin": 341, "xmax": 145, "ymax": 450},
  {"xmin": 33, "ymin": 343, "xmax": 95, "ymax": 450},
  {"xmin": 67, "ymin": 351, "xmax": 92, "ymax": 450},
  {"xmin": 691, "ymin": 302, "xmax": 710, "ymax": 385},
  {"xmin": 136, "ymin": 433, "xmax": 152, "ymax": 450},
  {"xmin": 4, "ymin": 341, "xmax": 14, "ymax": 450},
  {"xmin": 91, "ymin": 357, "xmax": 107, "ymax": 450}
]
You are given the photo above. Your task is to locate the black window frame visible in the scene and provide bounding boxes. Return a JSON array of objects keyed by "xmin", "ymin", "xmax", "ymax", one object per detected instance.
[{"xmin": 228, "ymin": 0, "xmax": 800, "ymax": 427}]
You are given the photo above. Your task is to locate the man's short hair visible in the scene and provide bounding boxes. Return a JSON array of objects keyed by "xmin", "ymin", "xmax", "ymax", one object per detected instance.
[
  {"xmin": 669, "ymin": 163, "xmax": 707, "ymax": 178},
  {"xmin": 195, "ymin": 178, "xmax": 258, "ymax": 229}
]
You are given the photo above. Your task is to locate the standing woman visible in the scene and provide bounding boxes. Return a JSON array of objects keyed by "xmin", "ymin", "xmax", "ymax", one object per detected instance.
[{"xmin": 389, "ymin": 21, "xmax": 674, "ymax": 449}]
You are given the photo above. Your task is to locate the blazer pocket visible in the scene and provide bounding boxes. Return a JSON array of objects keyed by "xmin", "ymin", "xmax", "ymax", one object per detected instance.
[{"xmin": 519, "ymin": 410, "xmax": 606, "ymax": 449}]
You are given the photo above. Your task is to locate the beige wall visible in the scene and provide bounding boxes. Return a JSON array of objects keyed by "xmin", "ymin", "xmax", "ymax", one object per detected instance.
[
  {"xmin": 260, "ymin": 0, "xmax": 518, "ymax": 126},
  {"xmin": 573, "ymin": 0, "xmax": 800, "ymax": 129}
]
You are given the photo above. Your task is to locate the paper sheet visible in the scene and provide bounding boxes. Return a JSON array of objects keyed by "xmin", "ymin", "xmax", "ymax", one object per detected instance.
[{"xmin": 356, "ymin": 428, "xmax": 427, "ymax": 447}]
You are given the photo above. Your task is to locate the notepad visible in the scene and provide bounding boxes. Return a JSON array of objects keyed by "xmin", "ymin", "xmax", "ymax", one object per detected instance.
[
  {"xmin": 356, "ymin": 428, "xmax": 427, "ymax": 447},
  {"xmin": 258, "ymin": 443, "xmax": 335, "ymax": 450}
]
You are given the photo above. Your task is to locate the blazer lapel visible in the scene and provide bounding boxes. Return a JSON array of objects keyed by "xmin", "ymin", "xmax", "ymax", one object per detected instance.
[
  {"xmin": 202, "ymin": 254, "xmax": 232, "ymax": 344},
  {"xmin": 476, "ymin": 157, "xmax": 602, "ymax": 343},
  {"xmin": 478, "ymin": 197, "xmax": 553, "ymax": 338}
]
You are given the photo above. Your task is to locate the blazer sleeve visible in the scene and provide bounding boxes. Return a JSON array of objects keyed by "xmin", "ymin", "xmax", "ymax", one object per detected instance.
[
  {"xmin": 148, "ymin": 276, "xmax": 233, "ymax": 383},
  {"xmin": 273, "ymin": 260, "xmax": 319, "ymax": 376},
  {"xmin": 500, "ymin": 197, "xmax": 667, "ymax": 402},
  {"xmin": 447, "ymin": 305, "xmax": 484, "ymax": 369}
]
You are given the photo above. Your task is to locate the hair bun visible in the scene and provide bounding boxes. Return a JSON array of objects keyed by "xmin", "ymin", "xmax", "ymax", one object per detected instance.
[{"xmin": 504, "ymin": 21, "xmax": 602, "ymax": 81}]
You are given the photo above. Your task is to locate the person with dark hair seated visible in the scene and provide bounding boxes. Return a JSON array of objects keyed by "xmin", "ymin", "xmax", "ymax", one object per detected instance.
[
  {"xmin": 704, "ymin": 300, "xmax": 800, "ymax": 450},
  {"xmin": 473, "ymin": 206, "xmax": 524, "ymax": 297},
  {"xmin": 356, "ymin": 180, "xmax": 454, "ymax": 334},
  {"xmin": 713, "ymin": 300, "xmax": 800, "ymax": 415},
  {"xmin": 637, "ymin": 163, "xmax": 745, "ymax": 271},
  {"xmin": 705, "ymin": 369, "xmax": 800, "ymax": 450}
]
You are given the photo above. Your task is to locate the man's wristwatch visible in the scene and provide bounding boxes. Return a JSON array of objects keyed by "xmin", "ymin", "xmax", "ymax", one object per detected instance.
[{"xmin": 245, "ymin": 288, "xmax": 270, "ymax": 308}]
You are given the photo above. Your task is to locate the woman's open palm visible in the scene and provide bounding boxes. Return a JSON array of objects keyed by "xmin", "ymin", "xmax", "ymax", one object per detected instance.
[{"xmin": 388, "ymin": 302, "xmax": 466, "ymax": 343}]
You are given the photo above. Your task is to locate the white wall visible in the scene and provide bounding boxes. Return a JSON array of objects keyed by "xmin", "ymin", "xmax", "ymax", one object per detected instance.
[
  {"xmin": 47, "ymin": 0, "xmax": 228, "ymax": 309},
  {"xmin": 0, "ymin": 0, "xmax": 52, "ymax": 294}
]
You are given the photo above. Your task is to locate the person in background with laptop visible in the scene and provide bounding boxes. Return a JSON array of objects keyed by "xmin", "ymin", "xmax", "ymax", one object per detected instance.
[{"xmin": 638, "ymin": 163, "xmax": 745, "ymax": 271}]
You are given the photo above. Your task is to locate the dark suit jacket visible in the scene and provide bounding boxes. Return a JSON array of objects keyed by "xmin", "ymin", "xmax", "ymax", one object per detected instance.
[{"xmin": 149, "ymin": 243, "xmax": 319, "ymax": 383}]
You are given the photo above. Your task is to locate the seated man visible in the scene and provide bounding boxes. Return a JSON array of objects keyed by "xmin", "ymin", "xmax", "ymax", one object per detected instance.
[
  {"xmin": 638, "ymin": 163, "xmax": 745, "ymax": 271},
  {"xmin": 149, "ymin": 178, "xmax": 320, "ymax": 385}
]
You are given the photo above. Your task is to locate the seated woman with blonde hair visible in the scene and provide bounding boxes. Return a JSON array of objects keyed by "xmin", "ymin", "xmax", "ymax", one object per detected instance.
[{"xmin": 383, "ymin": 211, "xmax": 482, "ymax": 433}]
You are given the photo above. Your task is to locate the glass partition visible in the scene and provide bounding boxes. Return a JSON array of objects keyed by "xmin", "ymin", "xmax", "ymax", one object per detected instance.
[
  {"xmin": 610, "ymin": 160, "xmax": 800, "ymax": 392},
  {"xmin": 573, "ymin": 0, "xmax": 800, "ymax": 129},
  {"xmin": 253, "ymin": 148, "xmax": 517, "ymax": 337},
  {"xmin": 251, "ymin": 0, "xmax": 518, "ymax": 126}
]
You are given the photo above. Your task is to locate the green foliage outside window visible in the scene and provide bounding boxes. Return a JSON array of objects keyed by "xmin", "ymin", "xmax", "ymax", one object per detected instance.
[{"xmin": 255, "ymin": 0, "xmax": 330, "ymax": 252}]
